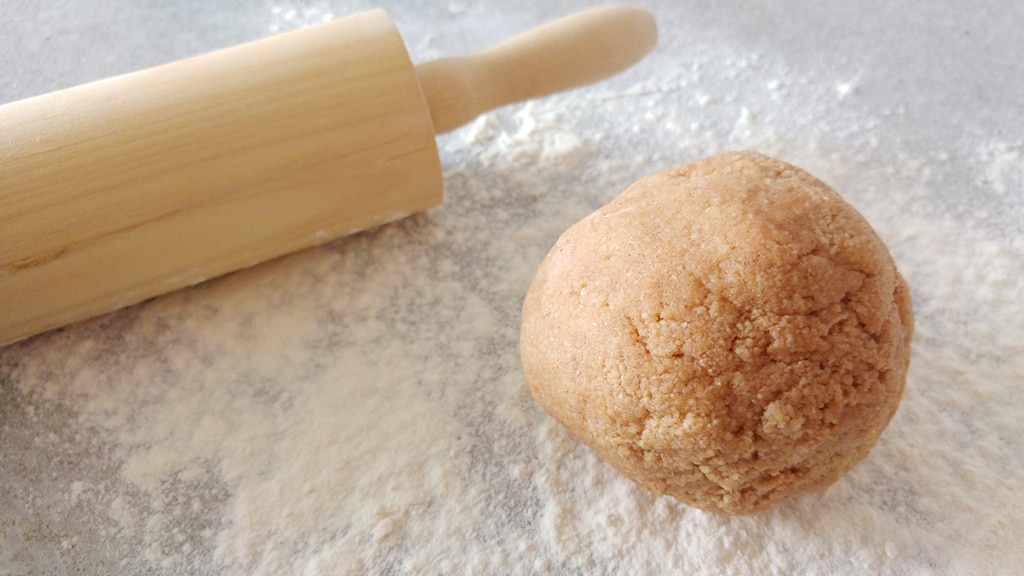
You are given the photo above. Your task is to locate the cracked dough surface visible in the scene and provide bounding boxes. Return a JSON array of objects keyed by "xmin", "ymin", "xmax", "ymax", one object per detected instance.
[{"xmin": 520, "ymin": 151, "xmax": 914, "ymax": 515}]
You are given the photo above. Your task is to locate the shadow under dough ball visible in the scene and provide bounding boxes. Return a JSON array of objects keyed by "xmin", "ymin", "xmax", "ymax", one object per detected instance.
[{"xmin": 520, "ymin": 151, "xmax": 914, "ymax": 515}]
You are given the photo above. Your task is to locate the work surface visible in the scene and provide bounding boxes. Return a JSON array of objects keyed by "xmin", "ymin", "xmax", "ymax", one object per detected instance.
[{"xmin": 2, "ymin": 1, "xmax": 1022, "ymax": 574}]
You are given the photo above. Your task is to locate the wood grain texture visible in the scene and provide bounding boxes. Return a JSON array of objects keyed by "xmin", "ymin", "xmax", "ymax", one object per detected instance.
[{"xmin": 0, "ymin": 10, "xmax": 441, "ymax": 344}]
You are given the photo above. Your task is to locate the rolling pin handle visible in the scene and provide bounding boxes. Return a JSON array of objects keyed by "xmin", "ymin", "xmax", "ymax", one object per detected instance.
[{"xmin": 415, "ymin": 6, "xmax": 658, "ymax": 134}]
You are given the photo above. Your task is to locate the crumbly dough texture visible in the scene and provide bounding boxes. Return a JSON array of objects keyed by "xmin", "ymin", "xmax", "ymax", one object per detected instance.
[{"xmin": 520, "ymin": 151, "xmax": 914, "ymax": 515}]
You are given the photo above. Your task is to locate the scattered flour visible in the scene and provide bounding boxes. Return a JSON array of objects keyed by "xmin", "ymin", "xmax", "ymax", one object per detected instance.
[
  {"xmin": 2, "ymin": 6, "xmax": 1023, "ymax": 576},
  {"xmin": 268, "ymin": 4, "xmax": 334, "ymax": 33},
  {"xmin": 976, "ymin": 139, "xmax": 1024, "ymax": 197}
]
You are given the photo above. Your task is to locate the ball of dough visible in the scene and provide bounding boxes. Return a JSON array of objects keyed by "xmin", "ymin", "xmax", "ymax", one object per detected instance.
[{"xmin": 520, "ymin": 151, "xmax": 913, "ymax": 515}]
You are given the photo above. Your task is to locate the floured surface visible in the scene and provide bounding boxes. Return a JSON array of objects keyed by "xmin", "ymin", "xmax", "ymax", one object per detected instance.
[{"xmin": 2, "ymin": 1, "xmax": 1023, "ymax": 574}]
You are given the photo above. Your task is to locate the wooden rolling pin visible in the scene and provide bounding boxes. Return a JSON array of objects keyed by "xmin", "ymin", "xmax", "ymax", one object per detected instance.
[{"xmin": 0, "ymin": 6, "xmax": 657, "ymax": 345}]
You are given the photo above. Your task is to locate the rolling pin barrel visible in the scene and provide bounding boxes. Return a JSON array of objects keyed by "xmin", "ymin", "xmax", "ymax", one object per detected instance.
[
  {"xmin": 1, "ymin": 10, "xmax": 440, "ymax": 345},
  {"xmin": 0, "ymin": 6, "xmax": 657, "ymax": 345}
]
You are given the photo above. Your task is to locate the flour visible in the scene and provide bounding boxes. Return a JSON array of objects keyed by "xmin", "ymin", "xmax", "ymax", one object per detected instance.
[
  {"xmin": 268, "ymin": 4, "xmax": 334, "ymax": 33},
  {"xmin": 3, "ymin": 5, "xmax": 1024, "ymax": 576},
  {"xmin": 976, "ymin": 140, "xmax": 1024, "ymax": 200}
]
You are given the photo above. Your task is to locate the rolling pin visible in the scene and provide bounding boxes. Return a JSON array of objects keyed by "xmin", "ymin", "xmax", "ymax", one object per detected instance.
[{"xmin": 0, "ymin": 6, "xmax": 657, "ymax": 345}]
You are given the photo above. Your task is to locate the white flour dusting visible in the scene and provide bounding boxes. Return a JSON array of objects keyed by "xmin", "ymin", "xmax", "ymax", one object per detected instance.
[{"xmin": 2, "ymin": 7, "xmax": 1024, "ymax": 576}]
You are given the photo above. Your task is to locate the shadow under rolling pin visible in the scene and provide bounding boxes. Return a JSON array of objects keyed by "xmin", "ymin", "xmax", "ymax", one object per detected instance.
[{"xmin": 0, "ymin": 6, "xmax": 657, "ymax": 345}]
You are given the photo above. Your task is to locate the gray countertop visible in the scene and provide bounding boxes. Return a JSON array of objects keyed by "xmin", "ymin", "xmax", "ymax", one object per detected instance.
[{"xmin": 2, "ymin": 1, "xmax": 1022, "ymax": 574}]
